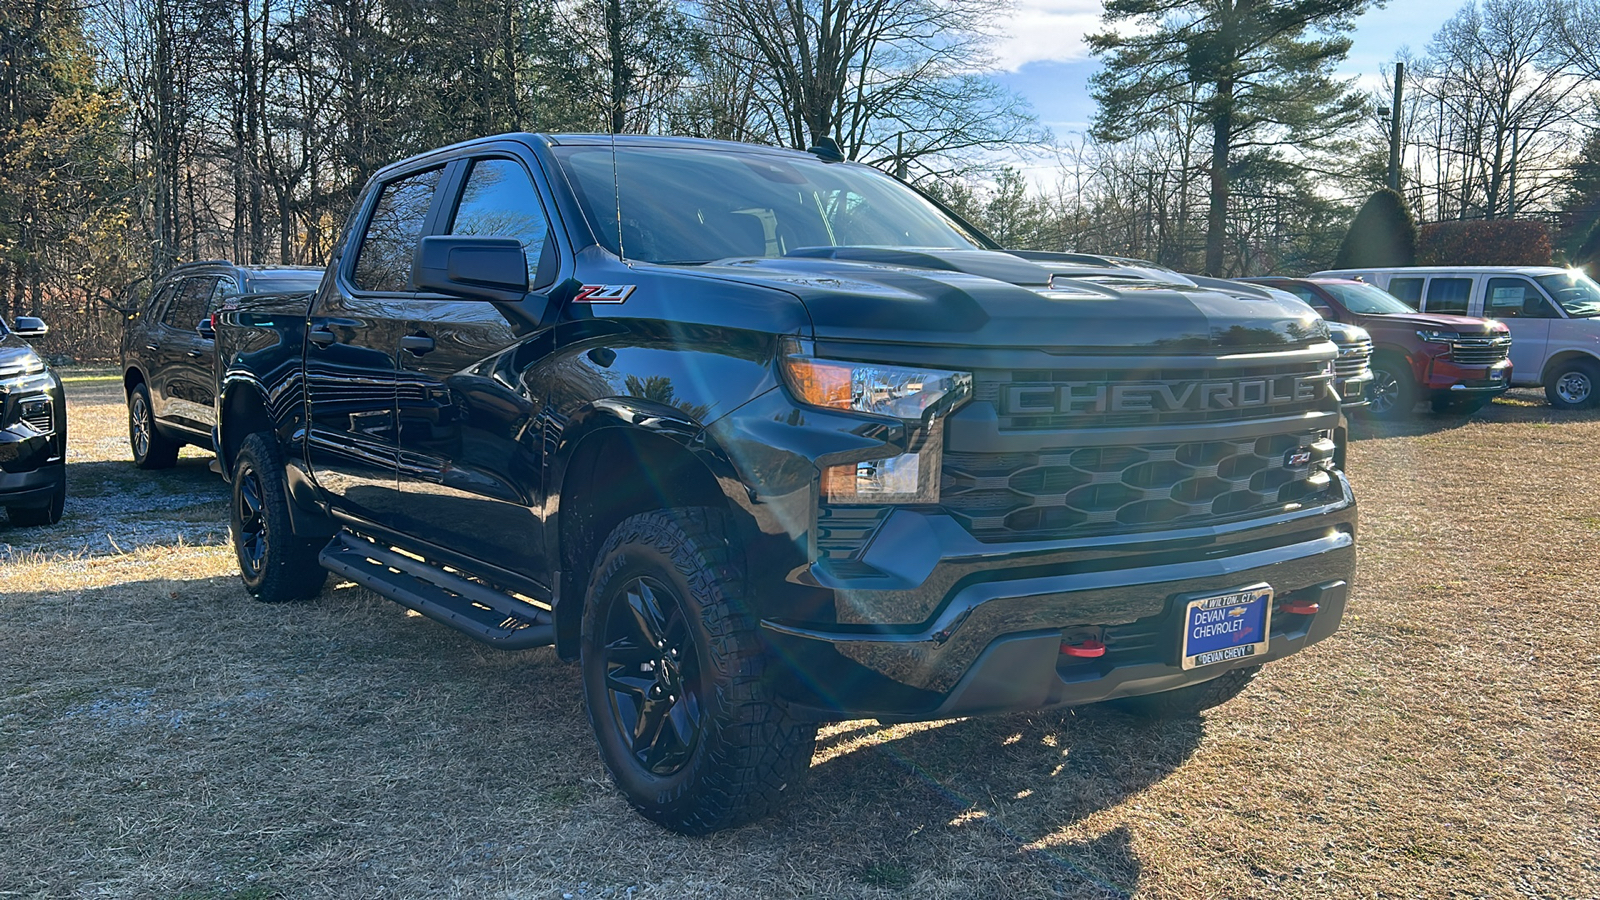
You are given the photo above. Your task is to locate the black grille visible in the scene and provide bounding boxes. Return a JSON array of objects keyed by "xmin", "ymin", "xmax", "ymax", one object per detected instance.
[
  {"xmin": 941, "ymin": 431, "xmax": 1337, "ymax": 542},
  {"xmin": 975, "ymin": 362, "xmax": 1331, "ymax": 430},
  {"xmin": 1334, "ymin": 339, "xmax": 1372, "ymax": 378},
  {"xmin": 1450, "ymin": 337, "xmax": 1510, "ymax": 366},
  {"xmin": 816, "ymin": 506, "xmax": 889, "ymax": 560}
]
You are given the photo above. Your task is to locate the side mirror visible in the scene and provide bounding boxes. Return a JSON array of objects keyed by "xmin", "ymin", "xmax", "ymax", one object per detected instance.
[
  {"xmin": 196, "ymin": 317, "xmax": 216, "ymax": 340},
  {"xmin": 13, "ymin": 316, "xmax": 47, "ymax": 337},
  {"xmin": 413, "ymin": 235, "xmax": 528, "ymax": 304}
]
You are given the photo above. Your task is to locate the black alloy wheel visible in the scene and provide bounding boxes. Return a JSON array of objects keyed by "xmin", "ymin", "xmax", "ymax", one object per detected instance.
[
  {"xmin": 598, "ymin": 575, "xmax": 704, "ymax": 777},
  {"xmin": 128, "ymin": 383, "xmax": 179, "ymax": 469},
  {"xmin": 580, "ymin": 508, "xmax": 817, "ymax": 834},
  {"xmin": 229, "ymin": 433, "xmax": 328, "ymax": 603}
]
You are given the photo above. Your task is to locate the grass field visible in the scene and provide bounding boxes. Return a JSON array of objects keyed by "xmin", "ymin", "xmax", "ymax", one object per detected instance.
[{"xmin": 1, "ymin": 373, "xmax": 1596, "ymax": 899}]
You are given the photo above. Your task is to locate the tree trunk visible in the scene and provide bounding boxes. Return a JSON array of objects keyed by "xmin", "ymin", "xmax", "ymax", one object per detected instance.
[{"xmin": 1205, "ymin": 85, "xmax": 1232, "ymax": 277}]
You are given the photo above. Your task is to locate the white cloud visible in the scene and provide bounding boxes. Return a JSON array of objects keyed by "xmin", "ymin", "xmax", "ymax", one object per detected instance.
[{"xmin": 990, "ymin": 1, "xmax": 1103, "ymax": 71}]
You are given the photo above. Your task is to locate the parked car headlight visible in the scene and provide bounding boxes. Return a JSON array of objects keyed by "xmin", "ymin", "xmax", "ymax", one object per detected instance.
[
  {"xmin": 779, "ymin": 339, "xmax": 972, "ymax": 421},
  {"xmin": 779, "ymin": 338, "xmax": 971, "ymax": 505},
  {"xmin": 1415, "ymin": 329, "xmax": 1456, "ymax": 344}
]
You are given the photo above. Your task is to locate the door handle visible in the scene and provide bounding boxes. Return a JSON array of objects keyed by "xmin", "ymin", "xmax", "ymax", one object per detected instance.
[
  {"xmin": 145, "ymin": 343, "xmax": 159, "ymax": 352},
  {"xmin": 185, "ymin": 350, "xmax": 204, "ymax": 358},
  {"xmin": 400, "ymin": 334, "xmax": 435, "ymax": 355},
  {"xmin": 308, "ymin": 328, "xmax": 337, "ymax": 347}
]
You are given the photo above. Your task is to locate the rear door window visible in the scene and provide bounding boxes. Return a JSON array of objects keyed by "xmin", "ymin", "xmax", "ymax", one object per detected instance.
[
  {"xmin": 162, "ymin": 276, "xmax": 219, "ymax": 330},
  {"xmin": 1423, "ymin": 277, "xmax": 1472, "ymax": 314},
  {"xmin": 1387, "ymin": 277, "xmax": 1423, "ymax": 305},
  {"xmin": 352, "ymin": 167, "xmax": 444, "ymax": 293}
]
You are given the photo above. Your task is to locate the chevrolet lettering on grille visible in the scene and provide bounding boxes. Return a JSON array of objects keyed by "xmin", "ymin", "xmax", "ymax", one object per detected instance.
[{"xmin": 1004, "ymin": 373, "xmax": 1333, "ymax": 416}]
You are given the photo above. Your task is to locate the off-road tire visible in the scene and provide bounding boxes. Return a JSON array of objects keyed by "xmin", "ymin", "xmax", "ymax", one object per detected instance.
[
  {"xmin": 580, "ymin": 507, "xmax": 817, "ymax": 834},
  {"xmin": 1109, "ymin": 665, "xmax": 1261, "ymax": 720},
  {"xmin": 1545, "ymin": 359, "xmax": 1600, "ymax": 410},
  {"xmin": 128, "ymin": 383, "xmax": 180, "ymax": 469},
  {"xmin": 1362, "ymin": 354, "xmax": 1416, "ymax": 420},
  {"xmin": 7, "ymin": 467, "xmax": 65, "ymax": 527},
  {"xmin": 230, "ymin": 432, "xmax": 328, "ymax": 603}
]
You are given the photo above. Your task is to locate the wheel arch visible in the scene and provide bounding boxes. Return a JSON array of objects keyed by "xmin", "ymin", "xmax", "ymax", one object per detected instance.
[
  {"xmin": 217, "ymin": 378, "xmax": 275, "ymax": 476},
  {"xmin": 1539, "ymin": 349, "xmax": 1600, "ymax": 385},
  {"xmin": 550, "ymin": 412, "xmax": 745, "ymax": 660},
  {"xmin": 123, "ymin": 366, "xmax": 147, "ymax": 397}
]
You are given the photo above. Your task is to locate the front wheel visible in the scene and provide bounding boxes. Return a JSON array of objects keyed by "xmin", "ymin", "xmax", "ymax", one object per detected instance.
[
  {"xmin": 1109, "ymin": 665, "xmax": 1261, "ymax": 719},
  {"xmin": 1363, "ymin": 356, "xmax": 1417, "ymax": 419},
  {"xmin": 580, "ymin": 508, "xmax": 817, "ymax": 834},
  {"xmin": 230, "ymin": 433, "xmax": 328, "ymax": 603},
  {"xmin": 1545, "ymin": 359, "xmax": 1600, "ymax": 410}
]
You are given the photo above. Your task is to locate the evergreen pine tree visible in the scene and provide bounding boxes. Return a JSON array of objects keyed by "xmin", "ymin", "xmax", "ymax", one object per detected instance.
[{"xmin": 1333, "ymin": 189, "xmax": 1418, "ymax": 268}]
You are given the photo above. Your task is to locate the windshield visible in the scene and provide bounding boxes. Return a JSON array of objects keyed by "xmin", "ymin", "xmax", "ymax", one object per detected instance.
[
  {"xmin": 1535, "ymin": 271, "xmax": 1600, "ymax": 317},
  {"xmin": 1319, "ymin": 281, "xmax": 1417, "ymax": 315},
  {"xmin": 552, "ymin": 145, "xmax": 988, "ymax": 264},
  {"xmin": 243, "ymin": 270, "xmax": 324, "ymax": 293}
]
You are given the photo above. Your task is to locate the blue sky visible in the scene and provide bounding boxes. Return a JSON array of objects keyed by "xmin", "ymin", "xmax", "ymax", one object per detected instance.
[{"xmin": 991, "ymin": 2, "xmax": 1468, "ymax": 138}]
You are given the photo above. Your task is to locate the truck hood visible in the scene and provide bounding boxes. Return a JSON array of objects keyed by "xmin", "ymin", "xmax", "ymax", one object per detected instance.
[
  {"xmin": 689, "ymin": 251, "xmax": 1325, "ymax": 352},
  {"xmin": 1353, "ymin": 311, "xmax": 1505, "ymax": 334}
]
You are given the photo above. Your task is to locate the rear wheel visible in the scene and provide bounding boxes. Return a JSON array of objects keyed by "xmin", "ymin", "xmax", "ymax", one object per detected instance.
[
  {"xmin": 1363, "ymin": 355, "xmax": 1416, "ymax": 419},
  {"xmin": 230, "ymin": 432, "xmax": 328, "ymax": 603},
  {"xmin": 1545, "ymin": 359, "xmax": 1600, "ymax": 410},
  {"xmin": 580, "ymin": 508, "xmax": 816, "ymax": 834},
  {"xmin": 1109, "ymin": 666, "xmax": 1260, "ymax": 719},
  {"xmin": 128, "ymin": 383, "xmax": 180, "ymax": 469}
]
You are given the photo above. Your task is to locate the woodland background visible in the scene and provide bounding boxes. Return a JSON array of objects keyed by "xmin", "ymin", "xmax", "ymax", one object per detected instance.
[{"xmin": 6, "ymin": 0, "xmax": 1600, "ymax": 358}]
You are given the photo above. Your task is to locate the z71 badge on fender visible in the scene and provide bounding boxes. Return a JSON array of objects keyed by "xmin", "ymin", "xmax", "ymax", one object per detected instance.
[{"xmin": 573, "ymin": 284, "xmax": 636, "ymax": 304}]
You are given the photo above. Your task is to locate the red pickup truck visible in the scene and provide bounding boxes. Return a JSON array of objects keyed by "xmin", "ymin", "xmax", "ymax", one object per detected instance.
[{"xmin": 1242, "ymin": 277, "xmax": 1511, "ymax": 417}]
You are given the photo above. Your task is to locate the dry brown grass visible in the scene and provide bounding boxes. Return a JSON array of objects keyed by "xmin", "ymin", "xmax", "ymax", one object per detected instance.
[{"xmin": 1, "ymin": 376, "xmax": 1596, "ymax": 899}]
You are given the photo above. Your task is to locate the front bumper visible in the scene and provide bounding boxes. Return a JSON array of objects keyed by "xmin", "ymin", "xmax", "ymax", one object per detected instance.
[
  {"xmin": 1421, "ymin": 357, "xmax": 1511, "ymax": 395},
  {"xmin": 763, "ymin": 482, "xmax": 1356, "ymax": 720}
]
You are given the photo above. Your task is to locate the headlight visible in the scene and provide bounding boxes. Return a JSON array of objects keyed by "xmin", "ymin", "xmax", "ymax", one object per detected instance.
[
  {"xmin": 779, "ymin": 339, "xmax": 972, "ymax": 421},
  {"xmin": 1415, "ymin": 330, "xmax": 1456, "ymax": 344},
  {"xmin": 779, "ymin": 339, "xmax": 971, "ymax": 505},
  {"xmin": 0, "ymin": 355, "xmax": 47, "ymax": 380}
]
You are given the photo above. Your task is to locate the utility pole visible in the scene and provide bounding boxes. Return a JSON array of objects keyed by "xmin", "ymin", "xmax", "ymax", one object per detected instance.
[{"xmin": 1387, "ymin": 62, "xmax": 1404, "ymax": 192}]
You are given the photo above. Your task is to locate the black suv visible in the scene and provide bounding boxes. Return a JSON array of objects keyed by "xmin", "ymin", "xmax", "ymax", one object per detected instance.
[
  {"xmin": 0, "ymin": 314, "xmax": 66, "ymax": 526},
  {"xmin": 120, "ymin": 261, "xmax": 323, "ymax": 468},
  {"xmin": 215, "ymin": 134, "xmax": 1357, "ymax": 833}
]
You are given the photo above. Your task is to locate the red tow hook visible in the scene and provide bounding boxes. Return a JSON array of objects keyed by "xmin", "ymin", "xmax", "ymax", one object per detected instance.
[
  {"xmin": 1060, "ymin": 639, "xmax": 1106, "ymax": 658},
  {"xmin": 1280, "ymin": 599, "xmax": 1320, "ymax": 615}
]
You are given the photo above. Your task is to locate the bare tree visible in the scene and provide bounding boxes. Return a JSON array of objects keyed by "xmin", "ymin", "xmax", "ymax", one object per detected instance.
[{"xmin": 696, "ymin": 0, "xmax": 1044, "ymax": 177}]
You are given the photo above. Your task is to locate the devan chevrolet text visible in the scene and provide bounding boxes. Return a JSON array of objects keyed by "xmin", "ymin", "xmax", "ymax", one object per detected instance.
[{"xmin": 213, "ymin": 134, "xmax": 1358, "ymax": 833}]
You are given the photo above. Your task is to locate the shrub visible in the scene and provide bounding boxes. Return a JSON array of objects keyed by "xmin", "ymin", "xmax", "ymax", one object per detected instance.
[
  {"xmin": 1333, "ymin": 189, "xmax": 1418, "ymax": 268},
  {"xmin": 1417, "ymin": 219, "xmax": 1552, "ymax": 266}
]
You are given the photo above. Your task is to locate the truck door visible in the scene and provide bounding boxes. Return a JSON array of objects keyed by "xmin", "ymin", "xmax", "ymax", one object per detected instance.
[
  {"xmin": 388, "ymin": 155, "xmax": 558, "ymax": 583},
  {"xmin": 305, "ymin": 165, "xmax": 446, "ymax": 525},
  {"xmin": 1484, "ymin": 276, "xmax": 1556, "ymax": 385}
]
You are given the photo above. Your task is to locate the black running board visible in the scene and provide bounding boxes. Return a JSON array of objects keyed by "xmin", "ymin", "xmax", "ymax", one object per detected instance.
[{"xmin": 319, "ymin": 531, "xmax": 555, "ymax": 650}]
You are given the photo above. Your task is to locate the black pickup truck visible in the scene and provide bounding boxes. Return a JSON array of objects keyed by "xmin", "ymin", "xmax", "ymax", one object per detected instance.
[{"xmin": 214, "ymin": 133, "xmax": 1357, "ymax": 833}]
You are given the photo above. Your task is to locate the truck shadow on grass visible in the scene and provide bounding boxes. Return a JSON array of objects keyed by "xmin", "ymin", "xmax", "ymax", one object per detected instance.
[{"xmin": 0, "ymin": 570, "xmax": 1197, "ymax": 898}]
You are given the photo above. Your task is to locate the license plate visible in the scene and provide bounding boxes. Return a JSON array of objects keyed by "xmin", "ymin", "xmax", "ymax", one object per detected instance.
[{"xmin": 1181, "ymin": 584, "xmax": 1272, "ymax": 670}]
